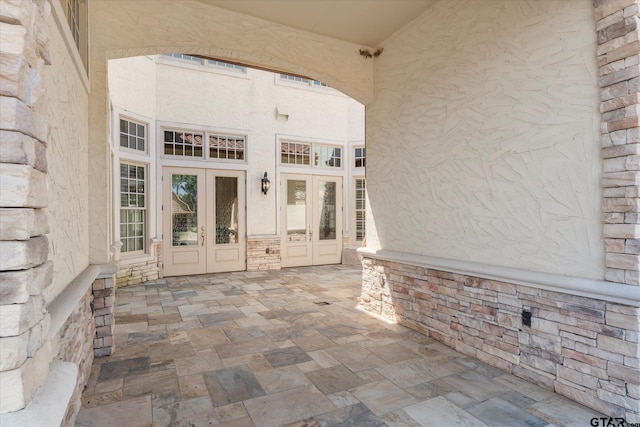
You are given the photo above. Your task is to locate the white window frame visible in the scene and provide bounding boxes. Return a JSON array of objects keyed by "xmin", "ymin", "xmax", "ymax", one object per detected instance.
[
  {"xmin": 119, "ymin": 161, "xmax": 148, "ymax": 255},
  {"xmin": 161, "ymin": 129, "xmax": 206, "ymax": 159},
  {"xmin": 112, "ymin": 110, "xmax": 155, "ymax": 261},
  {"xmin": 280, "ymin": 141, "xmax": 312, "ymax": 166},
  {"xmin": 157, "ymin": 54, "xmax": 248, "ymax": 78},
  {"xmin": 354, "ymin": 146, "xmax": 366, "ymax": 169},
  {"xmin": 279, "ymin": 73, "xmax": 326, "ymax": 87},
  {"xmin": 119, "ymin": 117, "xmax": 148, "ymax": 154},
  {"xmin": 274, "ymin": 73, "xmax": 344, "ymax": 96},
  {"xmin": 208, "ymin": 133, "xmax": 246, "ymax": 161},
  {"xmin": 160, "ymin": 126, "xmax": 248, "ymax": 163},
  {"xmin": 354, "ymin": 177, "xmax": 366, "ymax": 243},
  {"xmin": 280, "ymin": 140, "xmax": 343, "ymax": 170},
  {"xmin": 313, "ymin": 144, "xmax": 342, "ymax": 169}
]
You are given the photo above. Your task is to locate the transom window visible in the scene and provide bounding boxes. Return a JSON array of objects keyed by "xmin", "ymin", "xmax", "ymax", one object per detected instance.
[
  {"xmin": 120, "ymin": 163, "xmax": 146, "ymax": 253},
  {"xmin": 314, "ymin": 146, "xmax": 341, "ymax": 168},
  {"xmin": 281, "ymin": 142, "xmax": 311, "ymax": 165},
  {"xmin": 163, "ymin": 130, "xmax": 204, "ymax": 158},
  {"xmin": 355, "ymin": 147, "xmax": 366, "ymax": 168},
  {"xmin": 120, "ymin": 119, "xmax": 146, "ymax": 152},
  {"xmin": 163, "ymin": 54, "xmax": 246, "ymax": 72},
  {"xmin": 209, "ymin": 134, "xmax": 245, "ymax": 160},
  {"xmin": 279, "ymin": 73, "xmax": 328, "ymax": 87},
  {"xmin": 163, "ymin": 129, "xmax": 246, "ymax": 161},
  {"xmin": 355, "ymin": 178, "xmax": 366, "ymax": 241},
  {"xmin": 280, "ymin": 142, "xmax": 342, "ymax": 168}
]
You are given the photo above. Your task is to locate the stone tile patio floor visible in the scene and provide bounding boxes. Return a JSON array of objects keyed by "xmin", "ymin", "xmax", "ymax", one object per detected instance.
[{"xmin": 77, "ymin": 265, "xmax": 604, "ymax": 427}]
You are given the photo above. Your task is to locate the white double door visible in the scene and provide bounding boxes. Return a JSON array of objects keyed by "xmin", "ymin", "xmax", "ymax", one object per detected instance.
[
  {"xmin": 281, "ymin": 174, "xmax": 343, "ymax": 267},
  {"xmin": 162, "ymin": 167, "xmax": 245, "ymax": 276}
]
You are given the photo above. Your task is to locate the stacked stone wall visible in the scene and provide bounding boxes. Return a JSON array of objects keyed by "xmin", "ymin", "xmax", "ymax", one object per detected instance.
[
  {"xmin": 93, "ymin": 274, "xmax": 116, "ymax": 357},
  {"xmin": 115, "ymin": 241, "xmax": 163, "ymax": 287},
  {"xmin": 0, "ymin": 0, "xmax": 53, "ymax": 414},
  {"xmin": 359, "ymin": 257, "xmax": 640, "ymax": 422},
  {"xmin": 247, "ymin": 238, "xmax": 281, "ymax": 271},
  {"xmin": 598, "ymin": 0, "xmax": 640, "ymax": 285},
  {"xmin": 56, "ymin": 286, "xmax": 94, "ymax": 427}
]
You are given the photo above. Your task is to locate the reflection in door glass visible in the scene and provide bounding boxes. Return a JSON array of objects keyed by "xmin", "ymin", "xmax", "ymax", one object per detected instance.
[
  {"xmin": 287, "ymin": 180, "xmax": 307, "ymax": 241},
  {"xmin": 318, "ymin": 181, "xmax": 336, "ymax": 240},
  {"xmin": 215, "ymin": 177, "xmax": 238, "ymax": 244},
  {"xmin": 171, "ymin": 174, "xmax": 198, "ymax": 246}
]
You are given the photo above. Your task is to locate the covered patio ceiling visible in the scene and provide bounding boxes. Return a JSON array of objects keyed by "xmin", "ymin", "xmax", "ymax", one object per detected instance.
[{"xmin": 197, "ymin": 0, "xmax": 440, "ymax": 47}]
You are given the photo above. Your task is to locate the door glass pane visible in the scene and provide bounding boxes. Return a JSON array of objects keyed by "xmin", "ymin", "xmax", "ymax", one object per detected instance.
[
  {"xmin": 318, "ymin": 181, "xmax": 336, "ymax": 240},
  {"xmin": 171, "ymin": 174, "xmax": 198, "ymax": 246},
  {"xmin": 215, "ymin": 176, "xmax": 238, "ymax": 244},
  {"xmin": 287, "ymin": 180, "xmax": 307, "ymax": 241}
]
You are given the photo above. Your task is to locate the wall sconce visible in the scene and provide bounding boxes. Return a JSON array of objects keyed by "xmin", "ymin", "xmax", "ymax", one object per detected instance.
[{"xmin": 261, "ymin": 172, "xmax": 270, "ymax": 195}]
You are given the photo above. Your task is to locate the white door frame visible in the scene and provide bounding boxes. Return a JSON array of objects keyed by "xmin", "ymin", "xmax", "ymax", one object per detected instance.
[
  {"xmin": 280, "ymin": 173, "xmax": 342, "ymax": 267},
  {"xmin": 163, "ymin": 166, "xmax": 246, "ymax": 276}
]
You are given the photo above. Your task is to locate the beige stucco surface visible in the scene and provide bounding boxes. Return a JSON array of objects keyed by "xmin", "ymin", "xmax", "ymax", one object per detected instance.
[
  {"xmin": 366, "ymin": 0, "xmax": 604, "ymax": 279},
  {"xmin": 89, "ymin": 0, "xmax": 373, "ymax": 263},
  {"xmin": 43, "ymin": 14, "xmax": 89, "ymax": 299}
]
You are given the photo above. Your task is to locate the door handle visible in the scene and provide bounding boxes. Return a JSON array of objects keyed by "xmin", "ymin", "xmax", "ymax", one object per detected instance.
[
  {"xmin": 308, "ymin": 225, "xmax": 312, "ymax": 239},
  {"xmin": 201, "ymin": 226, "xmax": 205, "ymax": 246}
]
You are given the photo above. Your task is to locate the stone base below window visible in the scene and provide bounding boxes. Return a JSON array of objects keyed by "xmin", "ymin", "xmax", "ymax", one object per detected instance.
[
  {"xmin": 247, "ymin": 238, "xmax": 281, "ymax": 271},
  {"xmin": 359, "ymin": 255, "xmax": 640, "ymax": 421},
  {"xmin": 116, "ymin": 241, "xmax": 163, "ymax": 287}
]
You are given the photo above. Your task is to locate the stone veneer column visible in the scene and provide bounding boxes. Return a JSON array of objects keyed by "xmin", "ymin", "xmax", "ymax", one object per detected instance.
[
  {"xmin": 247, "ymin": 238, "xmax": 281, "ymax": 271},
  {"xmin": 0, "ymin": 0, "xmax": 53, "ymax": 413},
  {"xmin": 597, "ymin": 0, "xmax": 640, "ymax": 284},
  {"xmin": 92, "ymin": 266, "xmax": 117, "ymax": 357}
]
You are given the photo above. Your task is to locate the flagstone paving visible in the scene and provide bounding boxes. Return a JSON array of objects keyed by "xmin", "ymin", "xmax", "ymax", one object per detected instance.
[{"xmin": 77, "ymin": 265, "xmax": 604, "ymax": 427}]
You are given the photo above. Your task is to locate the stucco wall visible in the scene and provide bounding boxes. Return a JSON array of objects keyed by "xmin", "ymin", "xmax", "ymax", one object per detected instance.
[
  {"xmin": 43, "ymin": 13, "xmax": 89, "ymax": 300},
  {"xmin": 366, "ymin": 0, "xmax": 603, "ymax": 279},
  {"xmin": 108, "ymin": 56, "xmax": 156, "ymax": 120}
]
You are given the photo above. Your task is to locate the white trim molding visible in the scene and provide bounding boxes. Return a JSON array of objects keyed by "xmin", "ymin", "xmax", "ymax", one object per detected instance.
[{"xmin": 358, "ymin": 247, "xmax": 640, "ymax": 307}]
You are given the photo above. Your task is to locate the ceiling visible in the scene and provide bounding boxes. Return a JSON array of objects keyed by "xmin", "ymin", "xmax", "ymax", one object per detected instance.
[{"xmin": 197, "ymin": 0, "xmax": 439, "ymax": 47}]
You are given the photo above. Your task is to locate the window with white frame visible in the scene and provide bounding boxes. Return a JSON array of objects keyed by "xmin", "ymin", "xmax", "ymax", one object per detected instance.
[
  {"xmin": 163, "ymin": 130, "xmax": 204, "ymax": 158},
  {"xmin": 279, "ymin": 73, "xmax": 328, "ymax": 87},
  {"xmin": 280, "ymin": 142, "xmax": 342, "ymax": 168},
  {"xmin": 120, "ymin": 119, "xmax": 146, "ymax": 152},
  {"xmin": 60, "ymin": 0, "xmax": 88, "ymax": 72},
  {"xmin": 120, "ymin": 163, "xmax": 146, "ymax": 253},
  {"xmin": 162, "ymin": 54, "xmax": 246, "ymax": 72},
  {"xmin": 355, "ymin": 147, "xmax": 366, "ymax": 168},
  {"xmin": 206, "ymin": 58, "xmax": 246, "ymax": 72},
  {"xmin": 162, "ymin": 129, "xmax": 247, "ymax": 161},
  {"xmin": 314, "ymin": 145, "xmax": 341, "ymax": 168},
  {"xmin": 281, "ymin": 142, "xmax": 311, "ymax": 165},
  {"xmin": 355, "ymin": 178, "xmax": 366, "ymax": 242},
  {"xmin": 209, "ymin": 134, "xmax": 245, "ymax": 160}
]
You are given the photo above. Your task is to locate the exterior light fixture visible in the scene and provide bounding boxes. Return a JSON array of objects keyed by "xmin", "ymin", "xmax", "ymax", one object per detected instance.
[{"xmin": 261, "ymin": 172, "xmax": 270, "ymax": 195}]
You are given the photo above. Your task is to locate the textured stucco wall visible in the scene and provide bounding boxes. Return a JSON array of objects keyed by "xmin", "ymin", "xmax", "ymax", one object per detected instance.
[
  {"xmin": 366, "ymin": 0, "xmax": 603, "ymax": 279},
  {"xmin": 108, "ymin": 56, "xmax": 156, "ymax": 120},
  {"xmin": 43, "ymin": 14, "xmax": 89, "ymax": 299},
  {"xmin": 89, "ymin": 0, "xmax": 373, "ymax": 263}
]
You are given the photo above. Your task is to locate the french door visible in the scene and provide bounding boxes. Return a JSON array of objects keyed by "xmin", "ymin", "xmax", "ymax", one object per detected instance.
[
  {"xmin": 281, "ymin": 174, "xmax": 342, "ymax": 267},
  {"xmin": 162, "ymin": 167, "xmax": 245, "ymax": 276}
]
